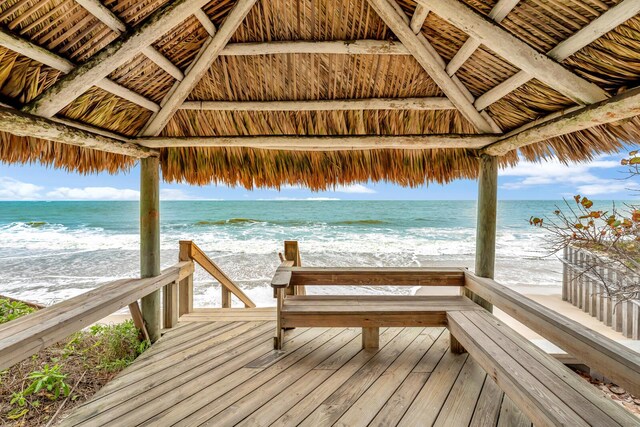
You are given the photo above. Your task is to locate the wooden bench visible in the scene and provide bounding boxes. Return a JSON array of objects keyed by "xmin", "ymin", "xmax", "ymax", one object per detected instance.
[
  {"xmin": 448, "ymin": 309, "xmax": 639, "ymax": 426},
  {"xmin": 271, "ymin": 265, "xmax": 473, "ymax": 349}
]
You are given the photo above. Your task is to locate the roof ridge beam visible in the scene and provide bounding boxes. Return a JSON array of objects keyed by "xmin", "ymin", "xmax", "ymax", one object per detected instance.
[
  {"xmin": 0, "ymin": 106, "xmax": 154, "ymax": 157},
  {"xmin": 137, "ymin": 134, "xmax": 499, "ymax": 150},
  {"xmin": 417, "ymin": 0, "xmax": 609, "ymax": 106},
  {"xmin": 221, "ymin": 39, "xmax": 410, "ymax": 55},
  {"xmin": 482, "ymin": 86, "xmax": 640, "ymax": 156},
  {"xmin": 365, "ymin": 0, "xmax": 496, "ymax": 133},
  {"xmin": 139, "ymin": 0, "xmax": 258, "ymax": 136},
  {"xmin": 474, "ymin": 0, "xmax": 640, "ymax": 110},
  {"xmin": 75, "ymin": 0, "xmax": 184, "ymax": 81},
  {"xmin": 180, "ymin": 97, "xmax": 455, "ymax": 111},
  {"xmin": 0, "ymin": 28, "xmax": 159, "ymax": 112},
  {"xmin": 446, "ymin": 0, "xmax": 520, "ymax": 76},
  {"xmin": 23, "ymin": 0, "xmax": 212, "ymax": 118}
]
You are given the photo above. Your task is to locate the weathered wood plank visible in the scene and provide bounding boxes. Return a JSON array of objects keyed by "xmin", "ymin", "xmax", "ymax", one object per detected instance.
[
  {"xmin": 0, "ymin": 107, "xmax": 154, "ymax": 158},
  {"xmin": 288, "ymin": 267, "xmax": 466, "ymax": 286},
  {"xmin": 417, "ymin": 0, "xmax": 608, "ymax": 105},
  {"xmin": 483, "ymin": 85, "xmax": 640, "ymax": 156},
  {"xmin": 24, "ymin": 0, "xmax": 211, "ymax": 117},
  {"xmin": 137, "ymin": 134, "xmax": 499, "ymax": 150},
  {"xmin": 366, "ymin": 0, "xmax": 495, "ymax": 133},
  {"xmin": 464, "ymin": 271, "xmax": 640, "ymax": 396},
  {"xmin": 181, "ymin": 97, "xmax": 455, "ymax": 111}
]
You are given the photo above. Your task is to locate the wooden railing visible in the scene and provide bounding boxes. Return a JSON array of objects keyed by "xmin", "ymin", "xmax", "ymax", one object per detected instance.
[
  {"xmin": 174, "ymin": 241, "xmax": 255, "ymax": 321},
  {"xmin": 0, "ymin": 261, "xmax": 194, "ymax": 371}
]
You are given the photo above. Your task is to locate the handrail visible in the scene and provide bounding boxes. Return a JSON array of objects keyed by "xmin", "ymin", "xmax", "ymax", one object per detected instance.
[
  {"xmin": 464, "ymin": 271, "xmax": 640, "ymax": 396},
  {"xmin": 179, "ymin": 241, "xmax": 256, "ymax": 308},
  {"xmin": 0, "ymin": 261, "xmax": 194, "ymax": 372}
]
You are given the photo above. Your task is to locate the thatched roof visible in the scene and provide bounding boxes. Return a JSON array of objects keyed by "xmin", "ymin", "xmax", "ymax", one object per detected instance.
[{"xmin": 0, "ymin": 0, "xmax": 638, "ymax": 189}]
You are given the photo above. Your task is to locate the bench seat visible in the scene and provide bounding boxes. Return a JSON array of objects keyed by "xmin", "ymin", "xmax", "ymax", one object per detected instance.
[
  {"xmin": 448, "ymin": 309, "xmax": 639, "ymax": 427},
  {"xmin": 281, "ymin": 295, "xmax": 481, "ymax": 328}
]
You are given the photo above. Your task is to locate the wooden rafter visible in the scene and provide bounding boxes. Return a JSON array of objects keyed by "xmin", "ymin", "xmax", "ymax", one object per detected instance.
[
  {"xmin": 75, "ymin": 0, "xmax": 184, "ymax": 81},
  {"xmin": 445, "ymin": 0, "xmax": 519, "ymax": 76},
  {"xmin": 0, "ymin": 29, "xmax": 159, "ymax": 112},
  {"xmin": 483, "ymin": 86, "xmax": 640, "ymax": 156},
  {"xmin": 180, "ymin": 97, "xmax": 455, "ymax": 111},
  {"xmin": 475, "ymin": 0, "xmax": 640, "ymax": 110},
  {"xmin": 410, "ymin": 5, "xmax": 430, "ymax": 34},
  {"xmin": 23, "ymin": 0, "xmax": 212, "ymax": 118},
  {"xmin": 139, "ymin": 0, "xmax": 257, "ymax": 136},
  {"xmin": 0, "ymin": 107, "xmax": 154, "ymax": 157},
  {"xmin": 194, "ymin": 9, "xmax": 216, "ymax": 36},
  {"xmin": 418, "ymin": 0, "xmax": 609, "ymax": 106},
  {"xmin": 365, "ymin": 0, "xmax": 495, "ymax": 133},
  {"xmin": 221, "ymin": 39, "xmax": 409, "ymax": 56},
  {"xmin": 137, "ymin": 134, "xmax": 498, "ymax": 150}
]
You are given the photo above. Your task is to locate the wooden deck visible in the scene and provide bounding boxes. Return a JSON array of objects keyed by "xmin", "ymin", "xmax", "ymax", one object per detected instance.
[{"xmin": 60, "ymin": 320, "xmax": 531, "ymax": 427}]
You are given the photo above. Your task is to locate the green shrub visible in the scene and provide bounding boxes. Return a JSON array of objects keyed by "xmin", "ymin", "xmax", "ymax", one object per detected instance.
[{"xmin": 0, "ymin": 299, "xmax": 35, "ymax": 324}]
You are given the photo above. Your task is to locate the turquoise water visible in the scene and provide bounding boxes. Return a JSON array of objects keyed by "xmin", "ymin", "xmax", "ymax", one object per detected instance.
[{"xmin": 0, "ymin": 200, "xmax": 588, "ymax": 306}]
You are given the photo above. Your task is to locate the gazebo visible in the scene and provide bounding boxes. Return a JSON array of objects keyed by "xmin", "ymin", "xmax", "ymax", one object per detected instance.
[{"xmin": 0, "ymin": 0, "xmax": 640, "ymax": 425}]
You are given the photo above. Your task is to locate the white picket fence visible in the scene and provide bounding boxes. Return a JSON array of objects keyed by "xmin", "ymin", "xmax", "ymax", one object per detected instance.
[{"xmin": 562, "ymin": 245, "xmax": 640, "ymax": 339}]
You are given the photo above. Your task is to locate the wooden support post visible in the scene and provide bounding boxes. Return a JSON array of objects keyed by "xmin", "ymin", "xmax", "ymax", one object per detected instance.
[
  {"xmin": 284, "ymin": 240, "xmax": 304, "ymax": 296},
  {"xmin": 178, "ymin": 240, "xmax": 194, "ymax": 316},
  {"xmin": 163, "ymin": 280, "xmax": 178, "ymax": 329},
  {"xmin": 274, "ymin": 288, "xmax": 284, "ymax": 349},
  {"xmin": 362, "ymin": 327, "xmax": 380, "ymax": 349},
  {"xmin": 221, "ymin": 287, "xmax": 232, "ymax": 308},
  {"xmin": 128, "ymin": 301, "xmax": 150, "ymax": 342},
  {"xmin": 456, "ymin": 154, "xmax": 498, "ymax": 353},
  {"xmin": 140, "ymin": 156, "xmax": 161, "ymax": 343}
]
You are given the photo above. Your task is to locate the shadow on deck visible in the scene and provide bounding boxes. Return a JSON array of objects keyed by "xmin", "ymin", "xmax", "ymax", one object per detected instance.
[{"xmin": 59, "ymin": 321, "xmax": 527, "ymax": 426}]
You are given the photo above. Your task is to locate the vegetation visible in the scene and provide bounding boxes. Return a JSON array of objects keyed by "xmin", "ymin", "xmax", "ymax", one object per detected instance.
[
  {"xmin": 531, "ymin": 152, "xmax": 640, "ymax": 302},
  {"xmin": 0, "ymin": 300, "xmax": 149, "ymax": 426}
]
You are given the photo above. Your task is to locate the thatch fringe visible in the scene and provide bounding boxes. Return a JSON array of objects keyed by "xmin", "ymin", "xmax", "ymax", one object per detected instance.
[
  {"xmin": 0, "ymin": 131, "xmax": 134, "ymax": 174},
  {"xmin": 160, "ymin": 147, "xmax": 518, "ymax": 189},
  {"xmin": 519, "ymin": 117, "xmax": 640, "ymax": 163}
]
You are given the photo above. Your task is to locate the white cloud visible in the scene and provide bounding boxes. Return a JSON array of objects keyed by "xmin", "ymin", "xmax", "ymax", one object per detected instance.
[
  {"xmin": 159, "ymin": 189, "xmax": 200, "ymax": 200},
  {"xmin": 501, "ymin": 156, "xmax": 624, "ymax": 193},
  {"xmin": 333, "ymin": 184, "xmax": 376, "ymax": 194},
  {"xmin": 0, "ymin": 177, "xmax": 44, "ymax": 200},
  {"xmin": 576, "ymin": 181, "xmax": 640, "ymax": 196},
  {"xmin": 265, "ymin": 197, "xmax": 341, "ymax": 201},
  {"xmin": 45, "ymin": 186, "xmax": 140, "ymax": 200}
]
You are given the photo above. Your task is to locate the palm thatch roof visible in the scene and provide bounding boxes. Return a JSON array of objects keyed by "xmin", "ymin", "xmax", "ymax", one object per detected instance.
[{"xmin": 0, "ymin": 0, "xmax": 638, "ymax": 189}]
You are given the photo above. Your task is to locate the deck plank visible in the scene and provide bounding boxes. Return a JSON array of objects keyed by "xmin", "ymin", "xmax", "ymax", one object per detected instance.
[
  {"xmin": 60, "ymin": 318, "xmax": 628, "ymax": 427},
  {"xmin": 334, "ymin": 329, "xmax": 440, "ymax": 427}
]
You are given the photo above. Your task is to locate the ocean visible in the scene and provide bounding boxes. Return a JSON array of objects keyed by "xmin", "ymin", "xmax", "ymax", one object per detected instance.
[{"xmin": 0, "ymin": 200, "xmax": 583, "ymax": 307}]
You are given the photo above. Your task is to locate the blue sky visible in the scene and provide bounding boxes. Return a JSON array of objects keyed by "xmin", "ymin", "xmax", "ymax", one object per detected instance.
[{"xmin": 0, "ymin": 153, "xmax": 636, "ymax": 200}]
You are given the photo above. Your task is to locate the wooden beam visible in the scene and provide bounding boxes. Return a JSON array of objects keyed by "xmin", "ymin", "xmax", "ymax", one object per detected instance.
[
  {"xmin": 474, "ymin": 0, "xmax": 640, "ymax": 110},
  {"xmin": 180, "ymin": 97, "xmax": 455, "ymax": 111},
  {"xmin": 482, "ymin": 86, "xmax": 640, "ymax": 156},
  {"xmin": 410, "ymin": 5, "xmax": 430, "ymax": 33},
  {"xmin": 418, "ymin": 0, "xmax": 609, "ymax": 105},
  {"xmin": 366, "ymin": 0, "xmax": 495, "ymax": 133},
  {"xmin": 140, "ymin": 0, "xmax": 257, "ymax": 136},
  {"xmin": 75, "ymin": 0, "xmax": 184, "ymax": 80},
  {"xmin": 194, "ymin": 9, "xmax": 216, "ymax": 36},
  {"xmin": 221, "ymin": 39, "xmax": 409, "ymax": 56},
  {"xmin": 445, "ymin": 0, "xmax": 519, "ymax": 76},
  {"xmin": 0, "ymin": 107, "xmax": 154, "ymax": 157},
  {"xmin": 140, "ymin": 156, "xmax": 161, "ymax": 343},
  {"xmin": 137, "ymin": 134, "xmax": 498, "ymax": 150},
  {"xmin": 23, "ymin": 0, "xmax": 211, "ymax": 117},
  {"xmin": 0, "ymin": 28, "xmax": 159, "ymax": 112}
]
